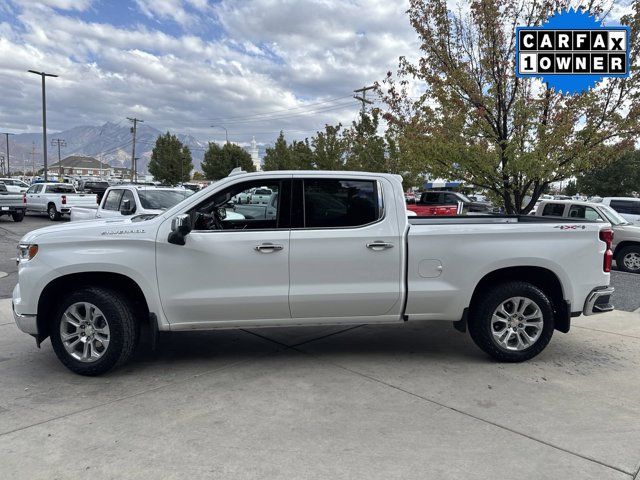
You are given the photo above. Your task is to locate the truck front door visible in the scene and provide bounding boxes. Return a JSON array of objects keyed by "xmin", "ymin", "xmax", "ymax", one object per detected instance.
[
  {"xmin": 288, "ymin": 176, "xmax": 403, "ymax": 322},
  {"xmin": 156, "ymin": 177, "xmax": 292, "ymax": 326}
]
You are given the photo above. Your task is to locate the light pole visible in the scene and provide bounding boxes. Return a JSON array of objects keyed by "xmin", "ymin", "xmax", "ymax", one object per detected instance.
[
  {"xmin": 211, "ymin": 125, "xmax": 235, "ymax": 166},
  {"xmin": 28, "ymin": 70, "xmax": 58, "ymax": 182}
]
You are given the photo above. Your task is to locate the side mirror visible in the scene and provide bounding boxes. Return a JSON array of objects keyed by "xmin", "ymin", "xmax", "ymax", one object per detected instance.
[
  {"xmin": 168, "ymin": 214, "xmax": 192, "ymax": 245},
  {"xmin": 120, "ymin": 199, "xmax": 133, "ymax": 215}
]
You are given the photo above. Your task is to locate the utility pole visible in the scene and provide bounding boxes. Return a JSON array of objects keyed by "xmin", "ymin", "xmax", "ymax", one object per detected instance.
[
  {"xmin": 211, "ymin": 125, "xmax": 234, "ymax": 166},
  {"xmin": 51, "ymin": 138, "xmax": 66, "ymax": 180},
  {"xmin": 353, "ymin": 85, "xmax": 375, "ymax": 114},
  {"xmin": 28, "ymin": 70, "xmax": 58, "ymax": 182},
  {"xmin": 127, "ymin": 117, "xmax": 143, "ymax": 183},
  {"xmin": 1, "ymin": 133, "xmax": 13, "ymax": 176}
]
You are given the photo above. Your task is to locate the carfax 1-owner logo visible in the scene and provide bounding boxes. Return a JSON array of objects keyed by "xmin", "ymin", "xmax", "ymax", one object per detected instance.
[{"xmin": 516, "ymin": 8, "xmax": 630, "ymax": 94}]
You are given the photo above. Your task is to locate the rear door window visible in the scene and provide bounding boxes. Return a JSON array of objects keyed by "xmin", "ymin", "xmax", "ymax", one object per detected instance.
[
  {"xmin": 420, "ymin": 192, "xmax": 441, "ymax": 204},
  {"xmin": 45, "ymin": 184, "xmax": 76, "ymax": 194},
  {"xmin": 303, "ymin": 178, "xmax": 380, "ymax": 228},
  {"xmin": 541, "ymin": 203, "xmax": 566, "ymax": 217}
]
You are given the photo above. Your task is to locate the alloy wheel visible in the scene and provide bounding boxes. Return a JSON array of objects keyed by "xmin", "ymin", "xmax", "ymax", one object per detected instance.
[
  {"xmin": 490, "ymin": 296, "xmax": 543, "ymax": 351},
  {"xmin": 60, "ymin": 302, "xmax": 111, "ymax": 362},
  {"xmin": 623, "ymin": 252, "xmax": 640, "ymax": 271}
]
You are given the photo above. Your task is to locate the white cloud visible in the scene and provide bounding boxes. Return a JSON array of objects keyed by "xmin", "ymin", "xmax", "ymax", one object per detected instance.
[{"xmin": 0, "ymin": 0, "xmax": 418, "ymax": 143}]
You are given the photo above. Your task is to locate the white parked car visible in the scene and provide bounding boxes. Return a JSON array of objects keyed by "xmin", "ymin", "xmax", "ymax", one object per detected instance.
[
  {"xmin": 70, "ymin": 185, "xmax": 196, "ymax": 221},
  {"xmin": 598, "ymin": 197, "xmax": 640, "ymax": 226},
  {"xmin": 0, "ymin": 178, "xmax": 30, "ymax": 193},
  {"xmin": 13, "ymin": 170, "xmax": 613, "ymax": 375},
  {"xmin": 25, "ymin": 183, "xmax": 97, "ymax": 220},
  {"xmin": 535, "ymin": 199, "xmax": 640, "ymax": 273}
]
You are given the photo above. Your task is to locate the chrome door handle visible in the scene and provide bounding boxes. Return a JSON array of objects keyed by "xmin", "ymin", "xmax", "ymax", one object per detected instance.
[
  {"xmin": 366, "ymin": 241, "xmax": 394, "ymax": 250},
  {"xmin": 255, "ymin": 243, "xmax": 284, "ymax": 252}
]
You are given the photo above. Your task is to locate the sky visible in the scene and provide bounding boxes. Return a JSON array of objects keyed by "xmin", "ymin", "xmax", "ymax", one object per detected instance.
[
  {"xmin": 0, "ymin": 0, "xmax": 419, "ymax": 145},
  {"xmin": 0, "ymin": 0, "xmax": 635, "ymax": 147}
]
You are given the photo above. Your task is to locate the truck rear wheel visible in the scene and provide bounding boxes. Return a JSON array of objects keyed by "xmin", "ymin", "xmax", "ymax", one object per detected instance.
[
  {"xmin": 11, "ymin": 211, "xmax": 24, "ymax": 222},
  {"xmin": 468, "ymin": 282, "xmax": 555, "ymax": 362},
  {"xmin": 50, "ymin": 287, "xmax": 139, "ymax": 375},
  {"xmin": 48, "ymin": 204, "xmax": 61, "ymax": 221}
]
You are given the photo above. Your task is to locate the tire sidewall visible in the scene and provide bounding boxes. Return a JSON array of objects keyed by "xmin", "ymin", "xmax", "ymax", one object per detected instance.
[
  {"xmin": 50, "ymin": 288, "xmax": 129, "ymax": 375},
  {"xmin": 48, "ymin": 205, "xmax": 58, "ymax": 220},
  {"xmin": 470, "ymin": 282, "xmax": 555, "ymax": 362}
]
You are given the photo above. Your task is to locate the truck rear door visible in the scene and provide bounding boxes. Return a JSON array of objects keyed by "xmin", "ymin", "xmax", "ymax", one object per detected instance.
[{"xmin": 288, "ymin": 176, "xmax": 403, "ymax": 321}]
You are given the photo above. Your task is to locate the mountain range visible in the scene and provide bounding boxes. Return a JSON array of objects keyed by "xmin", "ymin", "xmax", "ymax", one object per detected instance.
[{"xmin": 2, "ymin": 122, "xmax": 226, "ymax": 174}]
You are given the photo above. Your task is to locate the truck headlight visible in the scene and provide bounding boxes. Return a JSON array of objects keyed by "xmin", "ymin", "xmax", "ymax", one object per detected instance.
[{"xmin": 17, "ymin": 244, "xmax": 38, "ymax": 262}]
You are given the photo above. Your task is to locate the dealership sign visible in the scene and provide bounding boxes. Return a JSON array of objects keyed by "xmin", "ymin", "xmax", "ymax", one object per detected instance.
[{"xmin": 516, "ymin": 8, "xmax": 630, "ymax": 94}]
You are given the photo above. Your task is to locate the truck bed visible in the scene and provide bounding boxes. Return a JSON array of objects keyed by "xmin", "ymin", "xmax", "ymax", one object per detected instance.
[{"xmin": 408, "ymin": 214, "xmax": 590, "ymax": 225}]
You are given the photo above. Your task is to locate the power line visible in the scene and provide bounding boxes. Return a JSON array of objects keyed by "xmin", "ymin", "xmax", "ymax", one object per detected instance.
[
  {"xmin": 196, "ymin": 102, "xmax": 355, "ymax": 126},
  {"xmin": 207, "ymin": 95, "xmax": 352, "ymax": 123}
]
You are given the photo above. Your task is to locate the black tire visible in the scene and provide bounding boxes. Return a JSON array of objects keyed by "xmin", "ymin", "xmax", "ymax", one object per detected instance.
[
  {"xmin": 468, "ymin": 282, "xmax": 555, "ymax": 362},
  {"xmin": 616, "ymin": 246, "xmax": 640, "ymax": 274},
  {"xmin": 48, "ymin": 203, "xmax": 61, "ymax": 221},
  {"xmin": 50, "ymin": 287, "xmax": 139, "ymax": 375},
  {"xmin": 12, "ymin": 210, "xmax": 24, "ymax": 222}
]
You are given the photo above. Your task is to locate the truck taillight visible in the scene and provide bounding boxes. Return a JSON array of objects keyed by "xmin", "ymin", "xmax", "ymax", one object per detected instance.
[
  {"xmin": 600, "ymin": 228, "xmax": 614, "ymax": 273},
  {"xmin": 61, "ymin": 195, "xmax": 66, "ymax": 205}
]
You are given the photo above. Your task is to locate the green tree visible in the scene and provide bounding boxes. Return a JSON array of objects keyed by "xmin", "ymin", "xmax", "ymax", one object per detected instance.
[
  {"xmin": 262, "ymin": 132, "xmax": 291, "ymax": 170},
  {"xmin": 344, "ymin": 109, "xmax": 386, "ymax": 172},
  {"xmin": 201, "ymin": 142, "xmax": 255, "ymax": 180},
  {"xmin": 148, "ymin": 132, "xmax": 193, "ymax": 184},
  {"xmin": 289, "ymin": 139, "xmax": 315, "ymax": 169},
  {"xmin": 192, "ymin": 171, "xmax": 205, "ymax": 181},
  {"xmin": 312, "ymin": 124, "xmax": 346, "ymax": 170},
  {"xmin": 577, "ymin": 150, "xmax": 640, "ymax": 197},
  {"xmin": 381, "ymin": 0, "xmax": 640, "ymax": 213},
  {"xmin": 564, "ymin": 179, "xmax": 579, "ymax": 196}
]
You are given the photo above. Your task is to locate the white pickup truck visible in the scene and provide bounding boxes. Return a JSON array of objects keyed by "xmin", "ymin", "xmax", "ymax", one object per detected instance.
[
  {"xmin": 25, "ymin": 183, "xmax": 97, "ymax": 221},
  {"xmin": 13, "ymin": 170, "xmax": 614, "ymax": 375},
  {"xmin": 70, "ymin": 185, "xmax": 195, "ymax": 222}
]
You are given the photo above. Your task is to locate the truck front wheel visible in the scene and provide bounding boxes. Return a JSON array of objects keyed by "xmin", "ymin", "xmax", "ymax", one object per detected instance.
[
  {"xmin": 468, "ymin": 282, "xmax": 555, "ymax": 362},
  {"xmin": 50, "ymin": 287, "xmax": 139, "ymax": 375}
]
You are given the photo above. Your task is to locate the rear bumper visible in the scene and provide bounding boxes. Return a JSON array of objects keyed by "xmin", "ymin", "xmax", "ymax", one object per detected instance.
[{"xmin": 583, "ymin": 286, "xmax": 615, "ymax": 316}]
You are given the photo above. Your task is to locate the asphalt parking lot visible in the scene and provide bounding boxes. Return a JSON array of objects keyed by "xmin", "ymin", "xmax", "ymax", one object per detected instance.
[{"xmin": 1, "ymin": 215, "xmax": 639, "ymax": 479}]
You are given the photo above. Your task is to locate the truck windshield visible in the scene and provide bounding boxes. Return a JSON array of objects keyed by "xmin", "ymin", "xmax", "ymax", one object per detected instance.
[{"xmin": 138, "ymin": 190, "xmax": 193, "ymax": 210}]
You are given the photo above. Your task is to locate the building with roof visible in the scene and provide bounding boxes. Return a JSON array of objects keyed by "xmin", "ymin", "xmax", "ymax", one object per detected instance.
[
  {"xmin": 49, "ymin": 155, "xmax": 132, "ymax": 180},
  {"xmin": 250, "ymin": 137, "xmax": 261, "ymax": 171}
]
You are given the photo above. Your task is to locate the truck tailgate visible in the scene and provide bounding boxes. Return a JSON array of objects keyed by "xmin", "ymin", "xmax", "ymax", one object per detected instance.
[{"xmin": 0, "ymin": 193, "xmax": 26, "ymax": 208}]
